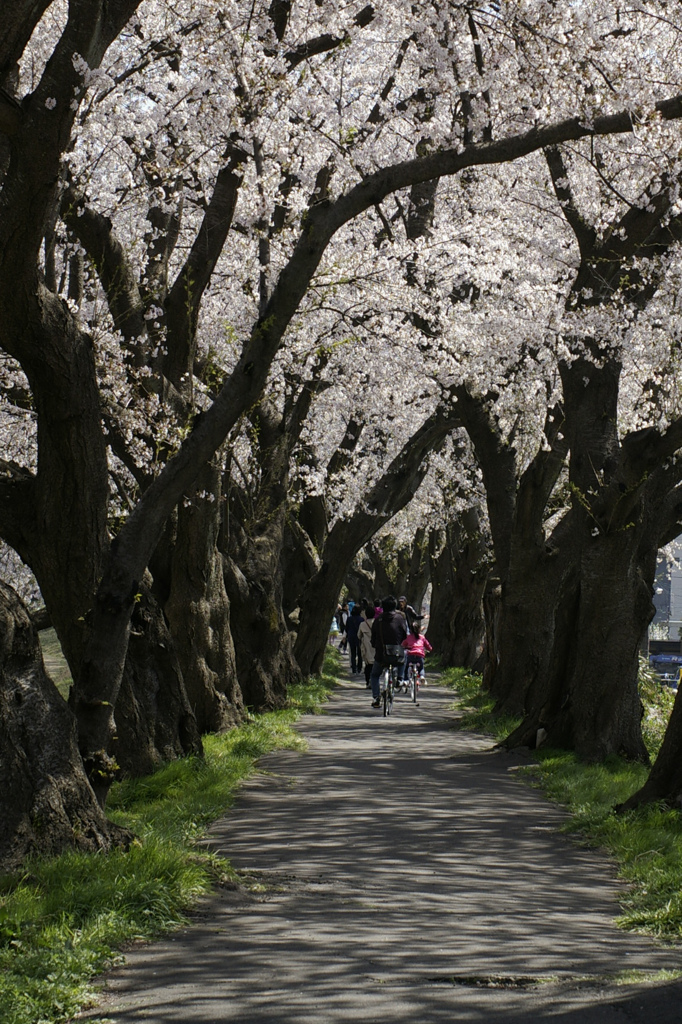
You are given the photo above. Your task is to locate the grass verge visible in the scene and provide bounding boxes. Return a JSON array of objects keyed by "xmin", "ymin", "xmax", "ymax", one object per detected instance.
[
  {"xmin": 0, "ymin": 649, "xmax": 340, "ymax": 1024},
  {"xmin": 439, "ymin": 665, "xmax": 522, "ymax": 742},
  {"xmin": 441, "ymin": 662, "xmax": 682, "ymax": 943},
  {"xmin": 38, "ymin": 628, "xmax": 72, "ymax": 701}
]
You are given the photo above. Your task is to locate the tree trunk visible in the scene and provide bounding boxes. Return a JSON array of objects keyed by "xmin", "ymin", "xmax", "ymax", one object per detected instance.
[
  {"xmin": 552, "ymin": 529, "xmax": 653, "ymax": 761},
  {"xmin": 0, "ymin": 581, "xmax": 132, "ymax": 871},
  {"xmin": 503, "ymin": 352, "xmax": 650, "ymax": 761},
  {"xmin": 448, "ymin": 574, "xmax": 487, "ymax": 670},
  {"xmin": 619, "ymin": 683, "xmax": 682, "ymax": 810},
  {"xmin": 402, "ymin": 527, "xmax": 431, "ymax": 615},
  {"xmin": 445, "ymin": 512, "xmax": 488, "ymax": 669},
  {"xmin": 5, "ymin": 298, "xmax": 111, "ymax": 684},
  {"xmin": 0, "ymin": 284, "xmax": 207, "ymax": 785},
  {"xmin": 503, "ymin": 520, "xmax": 655, "ymax": 763},
  {"xmin": 164, "ymin": 466, "xmax": 244, "ymax": 733},
  {"xmin": 282, "ymin": 517, "xmax": 320, "ymax": 627},
  {"xmin": 221, "ymin": 401, "xmax": 304, "ymax": 709},
  {"xmin": 343, "ymin": 558, "xmax": 375, "ymax": 606},
  {"xmin": 365, "ymin": 543, "xmax": 393, "ymax": 599},
  {"xmin": 489, "ymin": 546, "xmax": 568, "ymax": 715},
  {"xmin": 295, "ymin": 557, "xmax": 349, "ymax": 678},
  {"xmin": 366, "ymin": 529, "xmax": 430, "ymax": 607},
  {"xmin": 112, "ymin": 581, "xmax": 204, "ymax": 777},
  {"xmin": 481, "ymin": 576, "xmax": 502, "ymax": 692},
  {"xmin": 501, "ymin": 569, "xmax": 580, "ymax": 749},
  {"xmin": 223, "ymin": 528, "xmax": 300, "ymax": 710},
  {"xmin": 426, "ymin": 529, "xmax": 453, "ymax": 653}
]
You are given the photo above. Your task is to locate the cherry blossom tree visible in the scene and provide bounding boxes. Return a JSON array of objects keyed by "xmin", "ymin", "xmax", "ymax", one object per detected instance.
[{"xmin": 3, "ymin": 0, "xmax": 682, "ymax": 828}]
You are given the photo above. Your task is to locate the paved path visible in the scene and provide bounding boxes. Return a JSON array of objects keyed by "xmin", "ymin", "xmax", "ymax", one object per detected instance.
[{"xmin": 84, "ymin": 675, "xmax": 682, "ymax": 1023}]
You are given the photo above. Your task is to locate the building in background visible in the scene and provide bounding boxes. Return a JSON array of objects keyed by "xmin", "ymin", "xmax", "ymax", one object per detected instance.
[
  {"xmin": 652, "ymin": 542, "xmax": 682, "ymax": 639},
  {"xmin": 650, "ymin": 544, "xmax": 682, "ymax": 688}
]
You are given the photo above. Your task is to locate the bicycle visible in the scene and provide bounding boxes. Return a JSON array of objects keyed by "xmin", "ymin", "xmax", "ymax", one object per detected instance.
[
  {"xmin": 406, "ymin": 660, "xmax": 420, "ymax": 704},
  {"xmin": 379, "ymin": 664, "xmax": 399, "ymax": 716}
]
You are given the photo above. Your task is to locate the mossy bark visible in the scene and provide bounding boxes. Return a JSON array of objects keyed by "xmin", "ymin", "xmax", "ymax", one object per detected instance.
[{"xmin": 0, "ymin": 581, "xmax": 132, "ymax": 871}]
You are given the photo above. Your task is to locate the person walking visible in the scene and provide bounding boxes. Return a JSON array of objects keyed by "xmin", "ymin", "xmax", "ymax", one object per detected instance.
[
  {"xmin": 358, "ymin": 606, "xmax": 375, "ymax": 688},
  {"xmin": 337, "ymin": 602, "xmax": 350, "ymax": 652},
  {"xmin": 344, "ymin": 605, "xmax": 363, "ymax": 674},
  {"xmin": 397, "ymin": 595, "xmax": 419, "ymax": 634}
]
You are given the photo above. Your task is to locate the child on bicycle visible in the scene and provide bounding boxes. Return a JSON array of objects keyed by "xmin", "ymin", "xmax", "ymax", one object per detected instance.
[{"xmin": 401, "ymin": 618, "xmax": 432, "ymax": 681}]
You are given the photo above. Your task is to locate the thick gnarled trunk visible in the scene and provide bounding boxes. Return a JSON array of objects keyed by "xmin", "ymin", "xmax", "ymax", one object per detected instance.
[
  {"xmin": 553, "ymin": 529, "xmax": 654, "ymax": 761},
  {"xmin": 0, "ymin": 582, "xmax": 132, "ymax": 871},
  {"xmin": 223, "ymin": 407, "xmax": 303, "ymax": 709},
  {"xmin": 503, "ymin": 514, "xmax": 656, "ymax": 763},
  {"xmin": 295, "ymin": 558, "xmax": 350, "ymax": 678},
  {"xmin": 620, "ymin": 684, "xmax": 682, "ymax": 810},
  {"xmin": 490, "ymin": 545, "xmax": 570, "ymax": 716},
  {"xmin": 427, "ymin": 512, "xmax": 488, "ymax": 670},
  {"xmin": 165, "ymin": 466, "xmax": 244, "ymax": 733},
  {"xmin": 113, "ymin": 582, "xmax": 204, "ymax": 777},
  {"xmin": 224, "ymin": 540, "xmax": 299, "ymax": 710}
]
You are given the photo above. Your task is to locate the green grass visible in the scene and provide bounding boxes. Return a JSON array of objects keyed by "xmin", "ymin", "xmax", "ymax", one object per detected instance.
[
  {"xmin": 637, "ymin": 657, "xmax": 677, "ymax": 761},
  {"xmin": 439, "ymin": 665, "xmax": 522, "ymax": 741},
  {"xmin": 524, "ymin": 751, "xmax": 682, "ymax": 938},
  {"xmin": 443, "ymin": 662, "xmax": 682, "ymax": 942},
  {"xmin": 38, "ymin": 628, "xmax": 72, "ymax": 701},
  {"xmin": 0, "ymin": 649, "xmax": 340, "ymax": 1024}
]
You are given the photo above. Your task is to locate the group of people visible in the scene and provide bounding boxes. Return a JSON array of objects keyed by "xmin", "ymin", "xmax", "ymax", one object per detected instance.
[{"xmin": 331, "ymin": 595, "xmax": 432, "ymax": 709}]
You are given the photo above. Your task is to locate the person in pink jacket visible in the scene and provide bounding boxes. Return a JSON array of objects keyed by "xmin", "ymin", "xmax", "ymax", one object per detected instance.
[{"xmin": 401, "ymin": 619, "xmax": 432, "ymax": 680}]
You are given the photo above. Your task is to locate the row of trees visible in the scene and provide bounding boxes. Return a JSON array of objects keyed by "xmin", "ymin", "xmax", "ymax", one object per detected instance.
[{"xmin": 3, "ymin": 1, "xmax": 682, "ymax": 868}]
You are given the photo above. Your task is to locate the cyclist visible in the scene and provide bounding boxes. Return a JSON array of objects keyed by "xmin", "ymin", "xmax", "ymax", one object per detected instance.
[
  {"xmin": 401, "ymin": 618, "xmax": 432, "ymax": 682},
  {"xmin": 368, "ymin": 595, "xmax": 407, "ymax": 708}
]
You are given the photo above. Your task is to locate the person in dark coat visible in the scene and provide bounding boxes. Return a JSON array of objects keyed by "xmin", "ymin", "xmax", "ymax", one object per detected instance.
[
  {"xmin": 344, "ymin": 605, "xmax": 363, "ymax": 674},
  {"xmin": 337, "ymin": 602, "xmax": 349, "ymax": 652},
  {"xmin": 398, "ymin": 595, "xmax": 419, "ymax": 633},
  {"xmin": 368, "ymin": 595, "xmax": 407, "ymax": 707}
]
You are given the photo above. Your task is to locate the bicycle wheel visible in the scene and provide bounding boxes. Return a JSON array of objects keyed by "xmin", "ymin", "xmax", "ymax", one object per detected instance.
[
  {"xmin": 384, "ymin": 669, "xmax": 394, "ymax": 716},
  {"xmin": 413, "ymin": 671, "xmax": 419, "ymax": 704}
]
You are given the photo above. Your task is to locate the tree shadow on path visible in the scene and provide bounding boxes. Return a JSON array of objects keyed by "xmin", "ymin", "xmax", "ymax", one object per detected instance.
[{"xmin": 84, "ymin": 680, "xmax": 681, "ymax": 1023}]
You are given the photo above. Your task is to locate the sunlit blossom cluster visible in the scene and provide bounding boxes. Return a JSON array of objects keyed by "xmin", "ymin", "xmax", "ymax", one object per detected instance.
[{"xmin": 4, "ymin": 0, "xmax": 682, "ymax": 580}]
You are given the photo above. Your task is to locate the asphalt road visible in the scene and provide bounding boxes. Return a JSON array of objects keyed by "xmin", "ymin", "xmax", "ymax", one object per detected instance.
[{"xmin": 81, "ymin": 669, "xmax": 682, "ymax": 1023}]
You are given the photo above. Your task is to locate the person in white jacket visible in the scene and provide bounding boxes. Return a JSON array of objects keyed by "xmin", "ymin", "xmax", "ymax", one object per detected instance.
[{"xmin": 358, "ymin": 605, "xmax": 375, "ymax": 689}]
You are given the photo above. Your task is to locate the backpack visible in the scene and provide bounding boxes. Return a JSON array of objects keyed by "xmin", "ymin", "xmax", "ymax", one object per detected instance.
[{"xmin": 380, "ymin": 616, "xmax": 405, "ymax": 666}]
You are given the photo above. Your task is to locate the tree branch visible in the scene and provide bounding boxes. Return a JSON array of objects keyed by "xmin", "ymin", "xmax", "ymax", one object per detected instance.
[
  {"xmin": 285, "ymin": 5, "xmax": 375, "ymax": 69},
  {"xmin": 515, "ymin": 403, "xmax": 568, "ymax": 546},
  {"xmin": 0, "ymin": 459, "xmax": 37, "ymax": 558},
  {"xmin": 311, "ymin": 399, "xmax": 462, "ymax": 595},
  {"xmin": 545, "ymin": 145, "xmax": 597, "ymax": 258},
  {"xmin": 451, "ymin": 385, "xmax": 518, "ymax": 576},
  {"xmin": 164, "ymin": 146, "xmax": 245, "ymax": 389},
  {"xmin": 0, "ymin": 1, "xmax": 52, "ymax": 83},
  {"xmin": 61, "ymin": 186, "xmax": 148, "ymax": 355},
  {"xmin": 106, "ymin": 90, "xmax": 682, "ymax": 594},
  {"xmin": 0, "ymin": 86, "xmax": 22, "ymax": 136}
]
